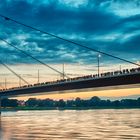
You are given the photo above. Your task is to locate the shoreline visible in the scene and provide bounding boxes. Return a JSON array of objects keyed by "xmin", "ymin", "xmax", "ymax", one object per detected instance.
[{"xmin": 1, "ymin": 106, "xmax": 140, "ymax": 111}]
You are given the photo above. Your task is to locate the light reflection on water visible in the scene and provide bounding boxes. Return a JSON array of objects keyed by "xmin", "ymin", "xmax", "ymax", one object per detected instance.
[{"xmin": 0, "ymin": 109, "xmax": 140, "ymax": 140}]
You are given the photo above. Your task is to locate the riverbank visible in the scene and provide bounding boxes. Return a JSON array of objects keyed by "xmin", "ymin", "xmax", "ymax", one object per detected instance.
[{"xmin": 1, "ymin": 106, "xmax": 140, "ymax": 111}]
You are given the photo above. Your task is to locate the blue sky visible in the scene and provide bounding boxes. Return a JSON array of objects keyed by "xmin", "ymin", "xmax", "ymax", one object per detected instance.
[
  {"xmin": 0, "ymin": 0, "xmax": 140, "ymax": 66},
  {"xmin": 0, "ymin": 0, "xmax": 140, "ymax": 99}
]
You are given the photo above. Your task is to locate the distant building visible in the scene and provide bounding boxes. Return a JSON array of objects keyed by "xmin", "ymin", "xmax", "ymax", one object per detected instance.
[{"xmin": 18, "ymin": 100, "xmax": 25, "ymax": 106}]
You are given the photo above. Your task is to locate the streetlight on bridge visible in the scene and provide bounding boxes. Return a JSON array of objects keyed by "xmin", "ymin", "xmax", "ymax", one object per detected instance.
[
  {"xmin": 62, "ymin": 63, "xmax": 65, "ymax": 80},
  {"xmin": 97, "ymin": 54, "xmax": 101, "ymax": 77}
]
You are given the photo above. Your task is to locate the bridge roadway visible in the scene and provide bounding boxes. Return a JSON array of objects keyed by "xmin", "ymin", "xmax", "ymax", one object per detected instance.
[{"xmin": 0, "ymin": 72, "xmax": 140, "ymax": 97}]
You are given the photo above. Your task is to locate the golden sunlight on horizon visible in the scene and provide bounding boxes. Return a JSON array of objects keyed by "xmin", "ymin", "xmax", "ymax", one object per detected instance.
[{"xmin": 14, "ymin": 88, "xmax": 140, "ymax": 101}]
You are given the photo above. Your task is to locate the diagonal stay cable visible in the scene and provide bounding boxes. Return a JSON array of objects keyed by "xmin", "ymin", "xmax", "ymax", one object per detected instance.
[
  {"xmin": 0, "ymin": 60, "xmax": 29, "ymax": 85},
  {"xmin": 0, "ymin": 37, "xmax": 69, "ymax": 79},
  {"xmin": 0, "ymin": 14, "xmax": 139, "ymax": 67}
]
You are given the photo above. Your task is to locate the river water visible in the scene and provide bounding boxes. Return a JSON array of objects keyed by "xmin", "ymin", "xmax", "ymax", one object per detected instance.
[{"xmin": 0, "ymin": 109, "xmax": 140, "ymax": 140}]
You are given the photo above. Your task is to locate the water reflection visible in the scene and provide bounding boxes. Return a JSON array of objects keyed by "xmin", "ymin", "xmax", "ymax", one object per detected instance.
[{"xmin": 0, "ymin": 110, "xmax": 140, "ymax": 140}]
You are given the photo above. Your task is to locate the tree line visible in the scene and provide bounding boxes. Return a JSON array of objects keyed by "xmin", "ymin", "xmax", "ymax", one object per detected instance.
[{"xmin": 1, "ymin": 96, "xmax": 140, "ymax": 108}]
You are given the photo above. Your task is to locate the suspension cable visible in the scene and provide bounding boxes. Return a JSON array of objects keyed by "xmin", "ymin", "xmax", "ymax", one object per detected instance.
[
  {"xmin": 0, "ymin": 37, "xmax": 70, "ymax": 79},
  {"xmin": 0, "ymin": 14, "xmax": 139, "ymax": 67},
  {"xmin": 0, "ymin": 60, "xmax": 29, "ymax": 85}
]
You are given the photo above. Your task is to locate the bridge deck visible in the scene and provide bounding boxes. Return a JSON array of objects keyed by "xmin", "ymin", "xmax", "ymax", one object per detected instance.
[{"xmin": 0, "ymin": 72, "xmax": 140, "ymax": 97}]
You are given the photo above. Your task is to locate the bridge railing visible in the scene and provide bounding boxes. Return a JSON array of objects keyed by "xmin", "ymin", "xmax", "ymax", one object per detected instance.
[{"xmin": 0, "ymin": 67, "xmax": 140, "ymax": 92}]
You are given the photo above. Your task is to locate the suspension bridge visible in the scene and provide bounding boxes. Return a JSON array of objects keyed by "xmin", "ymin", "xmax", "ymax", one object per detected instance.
[{"xmin": 0, "ymin": 14, "xmax": 140, "ymax": 99}]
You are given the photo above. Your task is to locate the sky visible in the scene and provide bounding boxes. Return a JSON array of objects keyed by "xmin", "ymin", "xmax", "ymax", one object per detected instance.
[{"xmin": 0, "ymin": 0, "xmax": 140, "ymax": 99}]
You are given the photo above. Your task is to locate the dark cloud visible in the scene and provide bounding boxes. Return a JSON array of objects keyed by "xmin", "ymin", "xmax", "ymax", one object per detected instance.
[{"xmin": 0, "ymin": 0, "xmax": 140, "ymax": 65}]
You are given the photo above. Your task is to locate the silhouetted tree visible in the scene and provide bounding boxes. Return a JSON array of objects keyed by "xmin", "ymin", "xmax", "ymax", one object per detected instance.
[
  {"xmin": 75, "ymin": 97, "xmax": 82, "ymax": 107},
  {"xmin": 57, "ymin": 99, "xmax": 66, "ymax": 107},
  {"xmin": 137, "ymin": 97, "xmax": 140, "ymax": 106},
  {"xmin": 21, "ymin": 96, "xmax": 140, "ymax": 108},
  {"xmin": 66, "ymin": 100, "xmax": 75, "ymax": 107},
  {"xmin": 1, "ymin": 98, "xmax": 18, "ymax": 107},
  {"xmin": 112, "ymin": 100, "xmax": 120, "ymax": 107},
  {"xmin": 89, "ymin": 96, "xmax": 101, "ymax": 106},
  {"xmin": 25, "ymin": 98, "xmax": 38, "ymax": 107}
]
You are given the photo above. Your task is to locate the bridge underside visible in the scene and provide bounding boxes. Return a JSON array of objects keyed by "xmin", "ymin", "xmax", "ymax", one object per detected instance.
[{"xmin": 0, "ymin": 73, "xmax": 140, "ymax": 97}]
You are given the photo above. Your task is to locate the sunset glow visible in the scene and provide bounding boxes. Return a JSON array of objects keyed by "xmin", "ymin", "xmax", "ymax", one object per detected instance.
[{"xmin": 14, "ymin": 88, "xmax": 140, "ymax": 101}]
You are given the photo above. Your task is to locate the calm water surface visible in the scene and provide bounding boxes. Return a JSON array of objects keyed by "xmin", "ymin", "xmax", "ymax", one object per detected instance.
[{"xmin": 0, "ymin": 109, "xmax": 140, "ymax": 140}]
